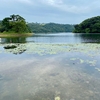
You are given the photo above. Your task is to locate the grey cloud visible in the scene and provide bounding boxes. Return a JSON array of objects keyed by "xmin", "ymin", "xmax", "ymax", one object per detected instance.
[{"xmin": 0, "ymin": 0, "xmax": 100, "ymax": 24}]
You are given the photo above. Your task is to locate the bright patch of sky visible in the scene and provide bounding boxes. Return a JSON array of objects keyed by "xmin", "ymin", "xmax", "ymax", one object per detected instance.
[{"xmin": 0, "ymin": 0, "xmax": 100, "ymax": 24}]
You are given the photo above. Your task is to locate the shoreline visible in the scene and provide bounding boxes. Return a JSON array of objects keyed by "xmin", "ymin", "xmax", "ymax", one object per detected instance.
[{"xmin": 0, "ymin": 33, "xmax": 33, "ymax": 38}]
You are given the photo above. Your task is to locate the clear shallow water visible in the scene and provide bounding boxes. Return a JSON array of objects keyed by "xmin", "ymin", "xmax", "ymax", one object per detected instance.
[{"xmin": 0, "ymin": 33, "xmax": 100, "ymax": 100}]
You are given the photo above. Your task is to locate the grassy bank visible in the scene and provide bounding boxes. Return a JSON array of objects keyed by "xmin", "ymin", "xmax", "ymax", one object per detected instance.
[{"xmin": 0, "ymin": 33, "xmax": 33, "ymax": 38}]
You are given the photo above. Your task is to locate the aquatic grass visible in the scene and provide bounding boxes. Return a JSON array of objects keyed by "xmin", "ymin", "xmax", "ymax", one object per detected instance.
[
  {"xmin": 0, "ymin": 43, "xmax": 100, "ymax": 56},
  {"xmin": 0, "ymin": 43, "xmax": 99, "ymax": 67},
  {"xmin": 80, "ymin": 59, "xmax": 84, "ymax": 64},
  {"xmin": 55, "ymin": 96, "xmax": 60, "ymax": 100},
  {"xmin": 70, "ymin": 57, "xmax": 97, "ymax": 66},
  {"xmin": 95, "ymin": 67, "xmax": 100, "ymax": 72},
  {"xmin": 70, "ymin": 58, "xmax": 77, "ymax": 61},
  {"xmin": 0, "ymin": 33, "xmax": 33, "ymax": 38},
  {"xmin": 86, "ymin": 60, "xmax": 97, "ymax": 66}
]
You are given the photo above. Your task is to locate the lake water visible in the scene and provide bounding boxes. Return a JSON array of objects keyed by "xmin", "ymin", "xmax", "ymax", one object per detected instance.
[{"xmin": 0, "ymin": 33, "xmax": 100, "ymax": 100}]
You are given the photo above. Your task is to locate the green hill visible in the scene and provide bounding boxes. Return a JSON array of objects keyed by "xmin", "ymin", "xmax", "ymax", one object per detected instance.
[
  {"xmin": 73, "ymin": 16, "xmax": 100, "ymax": 33},
  {"xmin": 27, "ymin": 23, "xmax": 74, "ymax": 33}
]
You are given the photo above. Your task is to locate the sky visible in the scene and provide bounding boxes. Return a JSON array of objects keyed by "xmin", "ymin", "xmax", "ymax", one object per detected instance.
[{"xmin": 0, "ymin": 0, "xmax": 100, "ymax": 24}]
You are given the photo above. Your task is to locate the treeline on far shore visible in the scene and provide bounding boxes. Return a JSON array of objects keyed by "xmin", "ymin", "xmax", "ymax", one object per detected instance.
[
  {"xmin": 1, "ymin": 15, "xmax": 100, "ymax": 34},
  {"xmin": 27, "ymin": 22, "xmax": 75, "ymax": 33},
  {"xmin": 0, "ymin": 19, "xmax": 74, "ymax": 33}
]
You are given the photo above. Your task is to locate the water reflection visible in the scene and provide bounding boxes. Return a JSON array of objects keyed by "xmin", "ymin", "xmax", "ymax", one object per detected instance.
[
  {"xmin": 0, "ymin": 52, "xmax": 100, "ymax": 100},
  {"xmin": 74, "ymin": 33, "xmax": 100, "ymax": 43},
  {"xmin": 0, "ymin": 37, "xmax": 27, "ymax": 54},
  {"xmin": 28, "ymin": 33, "xmax": 100, "ymax": 43},
  {"xmin": 0, "ymin": 33, "xmax": 100, "ymax": 43},
  {"xmin": 1, "ymin": 37, "xmax": 27, "ymax": 43}
]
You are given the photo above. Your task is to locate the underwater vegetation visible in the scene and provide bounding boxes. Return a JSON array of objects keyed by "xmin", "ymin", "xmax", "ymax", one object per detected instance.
[
  {"xmin": 0, "ymin": 43, "xmax": 100, "ymax": 56},
  {"xmin": 0, "ymin": 43, "xmax": 100, "ymax": 100},
  {"xmin": 0, "ymin": 43, "xmax": 100, "ymax": 68}
]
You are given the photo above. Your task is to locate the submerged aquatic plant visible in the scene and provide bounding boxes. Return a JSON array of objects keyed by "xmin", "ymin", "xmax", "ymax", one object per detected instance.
[
  {"xmin": 0, "ymin": 43, "xmax": 100, "ymax": 56},
  {"xmin": 55, "ymin": 96, "xmax": 60, "ymax": 100},
  {"xmin": 80, "ymin": 59, "xmax": 84, "ymax": 64},
  {"xmin": 95, "ymin": 67, "xmax": 100, "ymax": 72},
  {"xmin": 86, "ymin": 60, "xmax": 97, "ymax": 66}
]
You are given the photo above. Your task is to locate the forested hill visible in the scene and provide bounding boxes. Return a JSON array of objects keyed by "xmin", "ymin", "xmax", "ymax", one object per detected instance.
[
  {"xmin": 73, "ymin": 16, "xmax": 100, "ymax": 33},
  {"xmin": 0, "ymin": 20, "xmax": 2, "ymax": 30},
  {"xmin": 27, "ymin": 23, "xmax": 74, "ymax": 33},
  {"xmin": 0, "ymin": 20, "xmax": 1, "ymax": 25}
]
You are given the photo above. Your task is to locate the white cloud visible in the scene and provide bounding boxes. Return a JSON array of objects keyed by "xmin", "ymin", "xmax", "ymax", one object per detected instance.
[
  {"xmin": 40, "ymin": 0, "xmax": 100, "ymax": 14},
  {"xmin": 0, "ymin": 0, "xmax": 100, "ymax": 24},
  {"xmin": 0, "ymin": 0, "xmax": 34, "ymax": 5},
  {"xmin": 39, "ymin": 0, "xmax": 86, "ymax": 14},
  {"xmin": 17, "ymin": 0, "xmax": 33, "ymax": 5},
  {"xmin": 41, "ymin": 0, "xmax": 63, "ymax": 6},
  {"xmin": 47, "ymin": 0, "xmax": 63, "ymax": 5}
]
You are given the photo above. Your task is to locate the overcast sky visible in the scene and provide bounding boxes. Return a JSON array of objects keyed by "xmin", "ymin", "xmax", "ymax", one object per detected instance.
[{"xmin": 0, "ymin": 0, "xmax": 100, "ymax": 24}]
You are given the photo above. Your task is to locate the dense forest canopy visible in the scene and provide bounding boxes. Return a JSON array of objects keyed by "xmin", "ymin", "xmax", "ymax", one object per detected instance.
[
  {"xmin": 0, "ymin": 21, "xmax": 1, "ymax": 30},
  {"xmin": 27, "ymin": 23, "xmax": 74, "ymax": 33},
  {"xmin": 0, "ymin": 14, "xmax": 31, "ymax": 33},
  {"xmin": 73, "ymin": 16, "xmax": 100, "ymax": 33}
]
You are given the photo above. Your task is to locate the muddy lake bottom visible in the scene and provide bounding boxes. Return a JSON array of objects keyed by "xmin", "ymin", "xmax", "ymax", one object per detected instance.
[{"xmin": 0, "ymin": 43, "xmax": 100, "ymax": 100}]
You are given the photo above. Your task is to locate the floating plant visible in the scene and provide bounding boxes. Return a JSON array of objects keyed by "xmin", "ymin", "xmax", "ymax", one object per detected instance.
[{"xmin": 0, "ymin": 43, "xmax": 100, "ymax": 56}]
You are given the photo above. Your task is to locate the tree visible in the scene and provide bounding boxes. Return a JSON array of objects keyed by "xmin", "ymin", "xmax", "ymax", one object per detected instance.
[
  {"xmin": 2, "ymin": 17, "xmax": 11, "ymax": 31},
  {"xmin": 73, "ymin": 16, "xmax": 100, "ymax": 33},
  {"xmin": 11, "ymin": 21, "xmax": 27, "ymax": 33},
  {"xmin": 10, "ymin": 14, "xmax": 16, "ymax": 21},
  {"xmin": 1, "ymin": 14, "xmax": 30, "ymax": 33}
]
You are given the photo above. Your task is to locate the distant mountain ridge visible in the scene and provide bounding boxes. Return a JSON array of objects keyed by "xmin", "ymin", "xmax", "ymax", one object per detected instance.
[{"xmin": 27, "ymin": 22, "xmax": 74, "ymax": 33}]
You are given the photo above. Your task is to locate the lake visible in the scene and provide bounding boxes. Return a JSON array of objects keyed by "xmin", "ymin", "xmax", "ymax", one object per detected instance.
[{"xmin": 0, "ymin": 33, "xmax": 100, "ymax": 100}]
